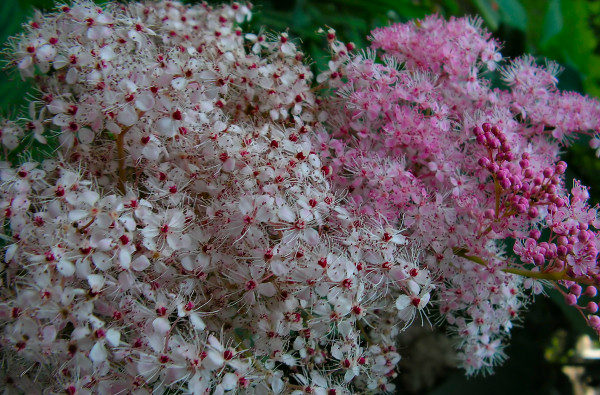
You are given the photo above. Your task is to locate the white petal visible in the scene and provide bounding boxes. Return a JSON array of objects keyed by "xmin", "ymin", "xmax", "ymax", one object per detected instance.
[
  {"xmin": 303, "ymin": 227, "xmax": 319, "ymax": 245},
  {"xmin": 190, "ymin": 313, "xmax": 206, "ymax": 331},
  {"xmin": 131, "ymin": 255, "xmax": 150, "ymax": 271},
  {"xmin": 278, "ymin": 206, "xmax": 295, "ymax": 223},
  {"xmin": 41, "ymin": 325, "xmax": 57, "ymax": 344},
  {"xmin": 78, "ymin": 127, "xmax": 94, "ymax": 144},
  {"xmin": 90, "ymin": 342, "xmax": 108, "ymax": 363},
  {"xmin": 395, "ymin": 294, "xmax": 411, "ymax": 310},
  {"xmin": 36, "ymin": 44, "xmax": 57, "ymax": 62},
  {"xmin": 167, "ymin": 210, "xmax": 185, "ymax": 228},
  {"xmin": 171, "ymin": 77, "xmax": 188, "ymax": 90},
  {"xmin": 203, "ymin": 350, "xmax": 225, "ymax": 371},
  {"xmin": 221, "ymin": 373, "xmax": 237, "ymax": 390},
  {"xmin": 135, "ymin": 93, "xmax": 155, "ymax": 112},
  {"xmin": 407, "ymin": 279, "xmax": 420, "ymax": 295},
  {"xmin": 281, "ymin": 353, "xmax": 296, "ymax": 366},
  {"xmin": 222, "ymin": 158, "xmax": 235, "ymax": 172},
  {"xmin": 105, "ymin": 121, "xmax": 121, "ymax": 134},
  {"xmin": 271, "ymin": 260, "xmax": 288, "ymax": 276},
  {"xmin": 419, "ymin": 292, "xmax": 431, "ymax": 309},
  {"xmin": 92, "ymin": 252, "xmax": 112, "ymax": 271},
  {"xmin": 156, "ymin": 118, "xmax": 175, "ymax": 137},
  {"xmin": 152, "ymin": 317, "xmax": 170, "ymax": 335},
  {"xmin": 106, "ymin": 328, "xmax": 120, "ymax": 347},
  {"xmin": 5, "ymin": 244, "xmax": 17, "ymax": 262},
  {"xmin": 213, "ymin": 121, "xmax": 227, "ymax": 132},
  {"xmin": 87, "ymin": 274, "xmax": 105, "ymax": 292},
  {"xmin": 271, "ymin": 377, "xmax": 284, "ymax": 394},
  {"xmin": 18, "ymin": 56, "xmax": 32, "ymax": 70},
  {"xmin": 57, "ymin": 259, "xmax": 75, "ymax": 276},
  {"xmin": 66, "ymin": 68, "xmax": 78, "ymax": 84},
  {"xmin": 117, "ymin": 106, "xmax": 138, "ymax": 127},
  {"xmin": 99, "ymin": 46, "xmax": 116, "ymax": 61},
  {"xmin": 81, "ymin": 190, "xmax": 100, "ymax": 206},
  {"xmin": 119, "ymin": 249, "xmax": 131, "ymax": 270},
  {"xmin": 258, "ymin": 282, "xmax": 276, "ymax": 297},
  {"xmin": 207, "ymin": 335, "xmax": 224, "ymax": 351},
  {"xmin": 338, "ymin": 321, "xmax": 352, "ymax": 338}
]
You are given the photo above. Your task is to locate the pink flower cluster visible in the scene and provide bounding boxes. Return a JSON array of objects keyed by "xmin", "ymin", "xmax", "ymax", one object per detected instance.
[{"xmin": 0, "ymin": 1, "xmax": 599, "ymax": 393}]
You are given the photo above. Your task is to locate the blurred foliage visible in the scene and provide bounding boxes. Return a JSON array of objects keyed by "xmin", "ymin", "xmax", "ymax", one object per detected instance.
[{"xmin": 2, "ymin": 0, "xmax": 600, "ymax": 393}]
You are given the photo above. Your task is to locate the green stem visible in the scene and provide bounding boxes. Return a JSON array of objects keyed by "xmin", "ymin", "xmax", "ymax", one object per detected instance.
[
  {"xmin": 494, "ymin": 177, "xmax": 501, "ymax": 218},
  {"xmin": 452, "ymin": 248, "xmax": 594, "ymax": 285}
]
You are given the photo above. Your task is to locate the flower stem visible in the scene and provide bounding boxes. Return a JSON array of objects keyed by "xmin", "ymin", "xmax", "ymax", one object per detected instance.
[
  {"xmin": 116, "ymin": 128, "xmax": 128, "ymax": 195},
  {"xmin": 452, "ymin": 248, "xmax": 594, "ymax": 285}
]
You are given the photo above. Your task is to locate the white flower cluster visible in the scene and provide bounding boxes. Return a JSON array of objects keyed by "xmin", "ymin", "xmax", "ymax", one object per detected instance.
[{"xmin": 0, "ymin": 1, "xmax": 438, "ymax": 393}]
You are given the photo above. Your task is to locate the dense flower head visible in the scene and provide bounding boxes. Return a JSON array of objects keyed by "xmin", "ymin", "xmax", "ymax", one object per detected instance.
[{"xmin": 0, "ymin": 1, "xmax": 599, "ymax": 393}]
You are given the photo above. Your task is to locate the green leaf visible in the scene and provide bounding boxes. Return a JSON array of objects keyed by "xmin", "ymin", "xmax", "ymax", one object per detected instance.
[
  {"xmin": 473, "ymin": 0, "xmax": 500, "ymax": 31},
  {"xmin": 0, "ymin": 0, "xmax": 32, "ymax": 116},
  {"xmin": 0, "ymin": 0, "xmax": 26, "ymax": 43},
  {"xmin": 17, "ymin": 0, "xmax": 54, "ymax": 11},
  {"xmin": 496, "ymin": 0, "xmax": 527, "ymax": 30},
  {"xmin": 540, "ymin": 0, "xmax": 563, "ymax": 45}
]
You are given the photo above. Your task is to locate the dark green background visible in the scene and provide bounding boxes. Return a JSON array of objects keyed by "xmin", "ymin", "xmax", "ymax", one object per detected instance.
[{"xmin": 2, "ymin": 0, "xmax": 600, "ymax": 393}]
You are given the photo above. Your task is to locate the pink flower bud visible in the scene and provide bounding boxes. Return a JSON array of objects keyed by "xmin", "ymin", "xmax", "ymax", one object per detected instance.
[
  {"xmin": 570, "ymin": 284, "xmax": 582, "ymax": 297},
  {"xmin": 478, "ymin": 157, "xmax": 490, "ymax": 168},
  {"xmin": 588, "ymin": 315, "xmax": 600, "ymax": 331},
  {"xmin": 588, "ymin": 302, "xmax": 599, "ymax": 314},
  {"xmin": 578, "ymin": 230, "xmax": 590, "ymax": 242},
  {"xmin": 585, "ymin": 286, "xmax": 598, "ymax": 298},
  {"xmin": 555, "ymin": 161, "xmax": 567, "ymax": 174},
  {"xmin": 565, "ymin": 293, "xmax": 578, "ymax": 306},
  {"xmin": 557, "ymin": 245, "xmax": 568, "ymax": 257},
  {"xmin": 527, "ymin": 207, "xmax": 538, "ymax": 219},
  {"xmin": 529, "ymin": 229, "xmax": 541, "ymax": 240}
]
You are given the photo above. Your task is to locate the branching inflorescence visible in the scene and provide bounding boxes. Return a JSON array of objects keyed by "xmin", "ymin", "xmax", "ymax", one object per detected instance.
[{"xmin": 0, "ymin": 1, "xmax": 599, "ymax": 393}]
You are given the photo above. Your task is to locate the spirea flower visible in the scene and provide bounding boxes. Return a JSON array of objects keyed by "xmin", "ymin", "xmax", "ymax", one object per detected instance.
[{"xmin": 1, "ymin": 1, "xmax": 600, "ymax": 394}]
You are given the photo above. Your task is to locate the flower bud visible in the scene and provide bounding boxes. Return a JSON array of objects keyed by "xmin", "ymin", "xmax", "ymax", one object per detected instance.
[
  {"xmin": 570, "ymin": 284, "xmax": 582, "ymax": 297},
  {"xmin": 565, "ymin": 293, "xmax": 578, "ymax": 306},
  {"xmin": 529, "ymin": 229, "xmax": 541, "ymax": 240},
  {"xmin": 555, "ymin": 161, "xmax": 567, "ymax": 174},
  {"xmin": 585, "ymin": 286, "xmax": 598, "ymax": 298},
  {"xmin": 588, "ymin": 315, "xmax": 600, "ymax": 331},
  {"xmin": 557, "ymin": 245, "xmax": 568, "ymax": 257},
  {"xmin": 527, "ymin": 207, "xmax": 538, "ymax": 219},
  {"xmin": 478, "ymin": 157, "xmax": 490, "ymax": 168}
]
